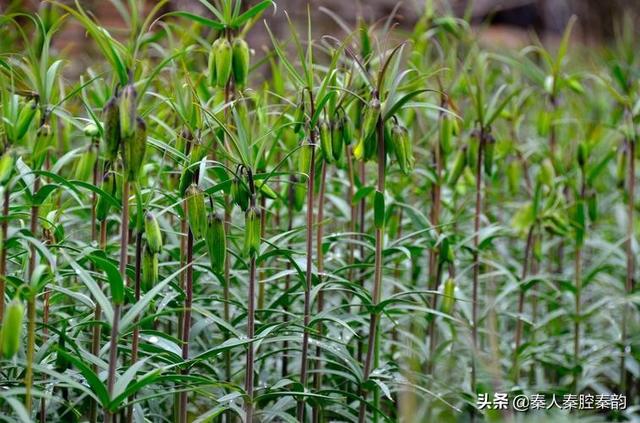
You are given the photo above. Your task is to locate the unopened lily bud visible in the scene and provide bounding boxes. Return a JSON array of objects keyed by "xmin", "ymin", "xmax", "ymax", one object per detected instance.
[
  {"xmin": 205, "ymin": 213, "xmax": 226, "ymax": 274},
  {"xmin": 215, "ymin": 38, "xmax": 233, "ymax": 88},
  {"xmin": 145, "ymin": 212, "xmax": 163, "ymax": 254},
  {"xmin": 74, "ymin": 149, "xmax": 97, "ymax": 182},
  {"xmin": 507, "ymin": 160, "xmax": 521, "ymax": 195},
  {"xmin": 294, "ymin": 182, "xmax": 306, "ymax": 212},
  {"xmin": 484, "ymin": 134, "xmax": 496, "ymax": 176},
  {"xmin": 15, "ymin": 99, "xmax": 37, "ymax": 141},
  {"xmin": 208, "ymin": 39, "xmax": 220, "ymax": 87},
  {"xmin": 616, "ymin": 146, "xmax": 627, "ymax": 189},
  {"xmin": 96, "ymin": 171, "xmax": 116, "ymax": 222},
  {"xmin": 231, "ymin": 178, "xmax": 249, "ymax": 211},
  {"xmin": 342, "ymin": 115, "xmax": 354, "ymax": 145},
  {"xmin": 447, "ymin": 147, "xmax": 467, "ymax": 186},
  {"xmin": 319, "ymin": 119, "xmax": 333, "ymax": 163},
  {"xmin": 331, "ymin": 118, "xmax": 344, "ymax": 162},
  {"xmin": 244, "ymin": 206, "xmax": 261, "ymax": 257},
  {"xmin": 441, "ymin": 278, "xmax": 456, "ymax": 314},
  {"xmin": 440, "ymin": 114, "xmax": 453, "ymax": 157},
  {"xmin": 84, "ymin": 123, "xmax": 99, "ymax": 138},
  {"xmin": 467, "ymin": 135, "xmax": 479, "ymax": 171},
  {"xmin": 297, "ymin": 142, "xmax": 313, "ymax": 178},
  {"xmin": 587, "ymin": 190, "xmax": 597, "ymax": 222},
  {"xmin": 119, "ymin": 84, "xmax": 137, "ymax": 139},
  {"xmin": 103, "ymin": 96, "xmax": 121, "ymax": 161},
  {"xmin": 141, "ymin": 245, "xmax": 158, "ymax": 292},
  {"xmin": 232, "ymin": 38, "xmax": 250, "ymax": 87},
  {"xmin": 391, "ymin": 124, "xmax": 413, "ymax": 175},
  {"xmin": 538, "ymin": 158, "xmax": 555, "ymax": 187},
  {"xmin": 1, "ymin": 299, "xmax": 24, "ymax": 358},
  {"xmin": 123, "ymin": 116, "xmax": 147, "ymax": 181},
  {"xmin": 0, "ymin": 152, "xmax": 15, "ymax": 186},
  {"xmin": 185, "ymin": 184, "xmax": 206, "ymax": 239},
  {"xmin": 577, "ymin": 142, "xmax": 587, "ymax": 168}
]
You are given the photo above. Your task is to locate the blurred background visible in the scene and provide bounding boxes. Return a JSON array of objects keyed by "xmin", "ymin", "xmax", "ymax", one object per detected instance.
[{"xmin": 0, "ymin": 0, "xmax": 638, "ymax": 59}]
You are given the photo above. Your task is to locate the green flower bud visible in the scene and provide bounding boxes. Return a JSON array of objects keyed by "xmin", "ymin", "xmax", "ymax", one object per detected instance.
[
  {"xmin": 141, "ymin": 245, "xmax": 158, "ymax": 293},
  {"xmin": 342, "ymin": 115, "xmax": 354, "ymax": 145},
  {"xmin": 84, "ymin": 123, "xmax": 99, "ymax": 138},
  {"xmin": 294, "ymin": 181, "xmax": 306, "ymax": 212},
  {"xmin": 122, "ymin": 116, "xmax": 147, "ymax": 182},
  {"xmin": 616, "ymin": 146, "xmax": 627, "ymax": 189},
  {"xmin": 1, "ymin": 299, "xmax": 24, "ymax": 358},
  {"xmin": 119, "ymin": 84, "xmax": 137, "ymax": 139},
  {"xmin": 96, "ymin": 171, "xmax": 116, "ymax": 222},
  {"xmin": 484, "ymin": 134, "xmax": 496, "ymax": 176},
  {"xmin": 441, "ymin": 278, "xmax": 456, "ymax": 314},
  {"xmin": 507, "ymin": 160, "xmax": 521, "ymax": 195},
  {"xmin": 319, "ymin": 119, "xmax": 333, "ymax": 163},
  {"xmin": 185, "ymin": 184, "xmax": 206, "ymax": 239},
  {"xmin": 538, "ymin": 158, "xmax": 555, "ymax": 188},
  {"xmin": 208, "ymin": 39, "xmax": 220, "ymax": 87},
  {"xmin": 587, "ymin": 190, "xmax": 597, "ymax": 222},
  {"xmin": 102, "ymin": 96, "xmax": 121, "ymax": 161},
  {"xmin": 232, "ymin": 38, "xmax": 250, "ymax": 87},
  {"xmin": 331, "ymin": 118, "xmax": 344, "ymax": 162},
  {"xmin": 215, "ymin": 38, "xmax": 233, "ymax": 88},
  {"xmin": 391, "ymin": 124, "xmax": 413, "ymax": 174},
  {"xmin": 15, "ymin": 100, "xmax": 37, "ymax": 141},
  {"xmin": 447, "ymin": 147, "xmax": 467, "ymax": 186},
  {"xmin": 244, "ymin": 206, "xmax": 261, "ymax": 257},
  {"xmin": 577, "ymin": 142, "xmax": 587, "ymax": 168},
  {"xmin": 74, "ymin": 149, "xmax": 97, "ymax": 182},
  {"xmin": 145, "ymin": 212, "xmax": 163, "ymax": 254},
  {"xmin": 440, "ymin": 114, "xmax": 453, "ymax": 157},
  {"xmin": 297, "ymin": 142, "xmax": 313, "ymax": 178},
  {"xmin": 231, "ymin": 178, "xmax": 249, "ymax": 211},
  {"xmin": 205, "ymin": 213, "xmax": 226, "ymax": 274},
  {"xmin": 0, "ymin": 152, "xmax": 15, "ymax": 186}
]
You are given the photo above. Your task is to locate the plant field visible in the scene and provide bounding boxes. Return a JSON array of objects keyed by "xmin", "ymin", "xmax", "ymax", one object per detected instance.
[{"xmin": 0, "ymin": 1, "xmax": 638, "ymax": 422}]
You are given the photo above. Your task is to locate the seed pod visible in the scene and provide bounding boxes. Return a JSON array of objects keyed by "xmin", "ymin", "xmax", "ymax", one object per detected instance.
[
  {"xmin": 577, "ymin": 142, "xmax": 587, "ymax": 168},
  {"xmin": 440, "ymin": 114, "xmax": 453, "ymax": 156},
  {"xmin": 205, "ymin": 213, "xmax": 226, "ymax": 274},
  {"xmin": 319, "ymin": 119, "xmax": 333, "ymax": 163},
  {"xmin": 1, "ymin": 299, "xmax": 24, "ymax": 359},
  {"xmin": 74, "ymin": 149, "xmax": 97, "ymax": 182},
  {"xmin": 298, "ymin": 142, "xmax": 313, "ymax": 178},
  {"xmin": 141, "ymin": 245, "xmax": 158, "ymax": 293},
  {"xmin": 84, "ymin": 123, "xmax": 99, "ymax": 138},
  {"xmin": 244, "ymin": 206, "xmax": 261, "ymax": 257},
  {"xmin": 119, "ymin": 84, "xmax": 137, "ymax": 139},
  {"xmin": 441, "ymin": 278, "xmax": 456, "ymax": 314},
  {"xmin": 145, "ymin": 212, "xmax": 163, "ymax": 254},
  {"xmin": 123, "ymin": 116, "xmax": 147, "ymax": 181},
  {"xmin": 538, "ymin": 158, "xmax": 555, "ymax": 188},
  {"xmin": 96, "ymin": 172, "xmax": 116, "ymax": 222},
  {"xmin": 616, "ymin": 146, "xmax": 627, "ymax": 189},
  {"xmin": 0, "ymin": 152, "xmax": 15, "ymax": 186},
  {"xmin": 103, "ymin": 96, "xmax": 121, "ymax": 161},
  {"xmin": 587, "ymin": 190, "xmax": 597, "ymax": 222},
  {"xmin": 484, "ymin": 134, "xmax": 496, "ymax": 176},
  {"xmin": 208, "ymin": 39, "xmax": 220, "ymax": 87},
  {"xmin": 507, "ymin": 160, "xmax": 521, "ymax": 195},
  {"xmin": 374, "ymin": 190, "xmax": 385, "ymax": 229},
  {"xmin": 215, "ymin": 38, "xmax": 233, "ymax": 88},
  {"xmin": 185, "ymin": 184, "xmax": 206, "ymax": 239},
  {"xmin": 447, "ymin": 147, "xmax": 467, "ymax": 186},
  {"xmin": 15, "ymin": 99, "xmax": 37, "ymax": 141},
  {"xmin": 231, "ymin": 178, "xmax": 249, "ymax": 211},
  {"xmin": 232, "ymin": 38, "xmax": 250, "ymax": 87},
  {"xmin": 331, "ymin": 118, "xmax": 344, "ymax": 162}
]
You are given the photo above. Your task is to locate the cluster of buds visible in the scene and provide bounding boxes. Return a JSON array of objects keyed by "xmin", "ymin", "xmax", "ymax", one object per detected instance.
[
  {"xmin": 102, "ymin": 83, "xmax": 147, "ymax": 181},
  {"xmin": 209, "ymin": 37, "xmax": 250, "ymax": 88},
  {"xmin": 318, "ymin": 109, "xmax": 353, "ymax": 165}
]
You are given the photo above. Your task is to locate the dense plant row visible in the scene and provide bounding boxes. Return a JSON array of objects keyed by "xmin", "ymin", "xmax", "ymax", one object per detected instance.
[{"xmin": 0, "ymin": 1, "xmax": 638, "ymax": 422}]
